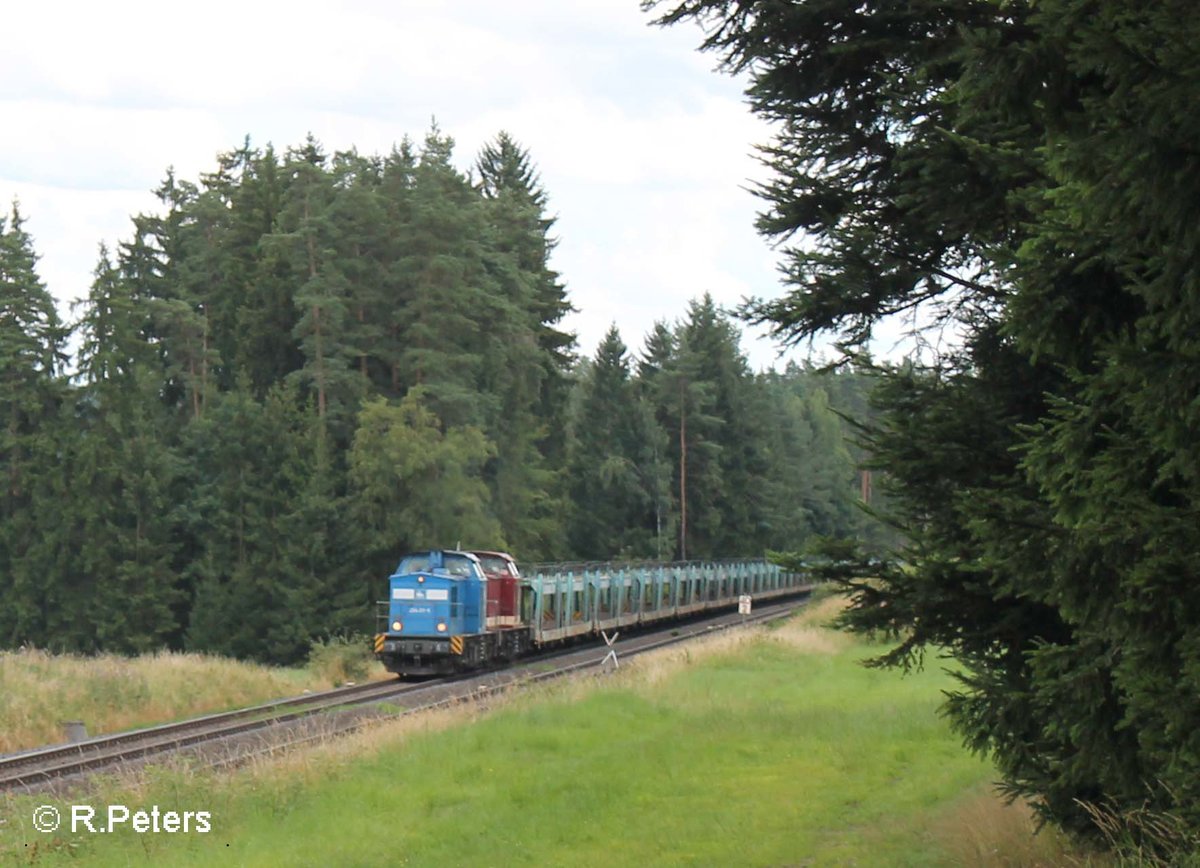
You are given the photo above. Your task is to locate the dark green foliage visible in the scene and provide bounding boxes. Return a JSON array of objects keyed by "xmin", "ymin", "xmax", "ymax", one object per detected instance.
[
  {"xmin": 650, "ymin": 0, "xmax": 1200, "ymax": 847},
  {"xmin": 0, "ymin": 123, "xmax": 875, "ymax": 673},
  {"xmin": 61, "ymin": 249, "xmax": 182, "ymax": 652},
  {"xmin": 759, "ymin": 368, "xmax": 863, "ymax": 546},
  {"xmin": 349, "ymin": 389, "xmax": 501, "ymax": 557},
  {"xmin": 277, "ymin": 139, "xmax": 365, "ymax": 433},
  {"xmin": 574, "ymin": 304, "xmax": 870, "ymax": 561},
  {"xmin": 0, "ymin": 204, "xmax": 68, "ymax": 646},
  {"xmin": 394, "ymin": 127, "xmax": 493, "ymax": 427},
  {"xmin": 567, "ymin": 327, "xmax": 665, "ymax": 558},
  {"xmin": 476, "ymin": 131, "xmax": 575, "ymax": 445},
  {"xmin": 183, "ymin": 385, "xmax": 326, "ymax": 663},
  {"xmin": 473, "ymin": 132, "xmax": 572, "ymax": 557}
]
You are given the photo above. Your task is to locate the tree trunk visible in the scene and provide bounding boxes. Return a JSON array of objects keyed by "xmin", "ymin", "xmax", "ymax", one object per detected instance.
[{"xmin": 305, "ymin": 198, "xmax": 326, "ymax": 419}]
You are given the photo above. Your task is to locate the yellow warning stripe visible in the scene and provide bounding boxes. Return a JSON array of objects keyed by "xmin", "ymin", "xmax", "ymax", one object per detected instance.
[
  {"xmin": 373, "ymin": 634, "xmax": 385, "ymax": 653},
  {"xmin": 450, "ymin": 636, "xmax": 464, "ymax": 655}
]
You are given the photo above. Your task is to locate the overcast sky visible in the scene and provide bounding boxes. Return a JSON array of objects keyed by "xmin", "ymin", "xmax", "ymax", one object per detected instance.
[{"xmin": 1, "ymin": 0, "xmax": 821, "ymax": 370}]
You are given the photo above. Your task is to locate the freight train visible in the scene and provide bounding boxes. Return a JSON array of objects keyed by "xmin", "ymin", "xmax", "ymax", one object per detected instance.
[{"xmin": 372, "ymin": 549, "xmax": 806, "ymax": 676}]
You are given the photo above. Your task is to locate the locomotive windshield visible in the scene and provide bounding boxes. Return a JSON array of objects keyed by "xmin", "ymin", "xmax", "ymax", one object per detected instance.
[
  {"xmin": 477, "ymin": 555, "xmax": 518, "ymax": 577},
  {"xmin": 395, "ymin": 552, "xmax": 481, "ymax": 579},
  {"xmin": 440, "ymin": 554, "xmax": 477, "ymax": 577}
]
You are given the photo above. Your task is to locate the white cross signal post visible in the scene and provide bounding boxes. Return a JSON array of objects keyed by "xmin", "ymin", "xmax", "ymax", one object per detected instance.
[{"xmin": 601, "ymin": 630, "xmax": 619, "ymax": 669}]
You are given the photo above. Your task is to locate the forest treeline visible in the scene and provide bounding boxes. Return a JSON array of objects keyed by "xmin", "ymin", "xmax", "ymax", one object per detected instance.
[{"xmin": 0, "ymin": 127, "xmax": 877, "ymax": 664}]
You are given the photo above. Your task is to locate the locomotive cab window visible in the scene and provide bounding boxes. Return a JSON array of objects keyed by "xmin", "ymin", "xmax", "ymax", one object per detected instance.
[
  {"xmin": 477, "ymin": 555, "xmax": 517, "ymax": 577},
  {"xmin": 442, "ymin": 554, "xmax": 478, "ymax": 578},
  {"xmin": 396, "ymin": 555, "xmax": 431, "ymax": 574}
]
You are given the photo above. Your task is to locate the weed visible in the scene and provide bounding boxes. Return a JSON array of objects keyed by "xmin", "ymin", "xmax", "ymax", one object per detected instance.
[
  {"xmin": 0, "ymin": 648, "xmax": 345, "ymax": 752},
  {"xmin": 1076, "ymin": 791, "xmax": 1200, "ymax": 867},
  {"xmin": 306, "ymin": 635, "xmax": 375, "ymax": 685}
]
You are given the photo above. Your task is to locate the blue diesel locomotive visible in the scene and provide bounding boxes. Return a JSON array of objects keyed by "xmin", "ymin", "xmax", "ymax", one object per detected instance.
[
  {"xmin": 373, "ymin": 550, "xmax": 529, "ymax": 675},
  {"xmin": 374, "ymin": 549, "xmax": 808, "ymax": 677}
]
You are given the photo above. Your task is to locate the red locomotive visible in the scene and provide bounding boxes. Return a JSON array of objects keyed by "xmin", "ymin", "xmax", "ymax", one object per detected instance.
[{"xmin": 471, "ymin": 550, "xmax": 524, "ymax": 629}]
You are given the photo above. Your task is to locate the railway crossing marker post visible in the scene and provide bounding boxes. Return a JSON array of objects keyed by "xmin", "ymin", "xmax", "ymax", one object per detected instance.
[{"xmin": 601, "ymin": 630, "xmax": 619, "ymax": 670}]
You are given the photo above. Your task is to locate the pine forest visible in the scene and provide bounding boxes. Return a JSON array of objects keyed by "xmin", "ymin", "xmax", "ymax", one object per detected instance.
[{"xmin": 0, "ymin": 128, "xmax": 877, "ymax": 664}]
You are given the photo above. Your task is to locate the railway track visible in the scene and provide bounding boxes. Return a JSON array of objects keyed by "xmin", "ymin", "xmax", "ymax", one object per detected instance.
[
  {"xmin": 0, "ymin": 593, "xmax": 810, "ymax": 793},
  {"xmin": 0, "ymin": 677, "xmax": 432, "ymax": 792}
]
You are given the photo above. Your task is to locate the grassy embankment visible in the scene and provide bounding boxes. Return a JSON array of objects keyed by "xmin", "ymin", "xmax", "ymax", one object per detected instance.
[
  {"xmin": 2, "ymin": 598, "xmax": 1098, "ymax": 866},
  {"xmin": 0, "ymin": 640, "xmax": 386, "ymax": 754}
]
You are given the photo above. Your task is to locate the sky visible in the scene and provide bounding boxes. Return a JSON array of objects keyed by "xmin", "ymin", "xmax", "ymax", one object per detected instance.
[{"xmin": 1, "ymin": 0, "xmax": 821, "ymax": 371}]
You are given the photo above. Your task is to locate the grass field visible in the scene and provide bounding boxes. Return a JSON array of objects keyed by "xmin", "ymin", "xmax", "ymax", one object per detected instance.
[
  {"xmin": 0, "ymin": 643, "xmax": 385, "ymax": 754},
  {"xmin": 1, "ymin": 600, "xmax": 1094, "ymax": 866}
]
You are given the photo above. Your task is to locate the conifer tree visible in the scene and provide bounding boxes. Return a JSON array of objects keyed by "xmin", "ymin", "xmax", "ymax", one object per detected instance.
[
  {"xmin": 638, "ymin": 321, "xmax": 723, "ymax": 560},
  {"xmin": 226, "ymin": 143, "xmax": 305, "ymax": 394},
  {"xmin": 393, "ymin": 126, "xmax": 494, "ymax": 428},
  {"xmin": 139, "ymin": 171, "xmax": 221, "ymax": 421},
  {"xmin": 567, "ymin": 326, "xmax": 663, "ymax": 558},
  {"xmin": 0, "ymin": 203, "xmax": 67, "ymax": 646},
  {"xmin": 277, "ymin": 137, "xmax": 364, "ymax": 432},
  {"xmin": 650, "ymin": 0, "xmax": 1200, "ymax": 841},
  {"xmin": 183, "ymin": 384, "xmax": 322, "ymax": 664},
  {"xmin": 64, "ymin": 248, "xmax": 181, "ymax": 651},
  {"xmin": 476, "ymin": 131, "xmax": 576, "ymax": 449},
  {"xmin": 376, "ymin": 139, "xmax": 419, "ymax": 397},
  {"xmin": 327, "ymin": 149, "xmax": 387, "ymax": 396},
  {"xmin": 677, "ymin": 295, "xmax": 770, "ymax": 555},
  {"xmin": 474, "ymin": 133, "xmax": 572, "ymax": 557},
  {"xmin": 635, "ymin": 321, "xmax": 681, "ymax": 557}
]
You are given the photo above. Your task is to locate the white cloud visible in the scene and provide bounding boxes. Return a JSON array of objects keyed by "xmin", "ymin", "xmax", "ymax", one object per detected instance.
[
  {"xmin": 1, "ymin": 1, "xmax": 815, "ymax": 369},
  {"xmin": 2, "ymin": 182, "xmax": 157, "ymax": 306},
  {"xmin": 0, "ymin": 100, "xmax": 226, "ymax": 189}
]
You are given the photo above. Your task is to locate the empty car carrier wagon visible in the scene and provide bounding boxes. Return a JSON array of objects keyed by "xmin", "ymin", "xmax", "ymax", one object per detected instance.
[{"xmin": 374, "ymin": 549, "xmax": 806, "ymax": 676}]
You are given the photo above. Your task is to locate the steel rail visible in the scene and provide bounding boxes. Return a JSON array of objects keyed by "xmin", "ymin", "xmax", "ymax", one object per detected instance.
[{"xmin": 0, "ymin": 678, "xmax": 434, "ymax": 790}]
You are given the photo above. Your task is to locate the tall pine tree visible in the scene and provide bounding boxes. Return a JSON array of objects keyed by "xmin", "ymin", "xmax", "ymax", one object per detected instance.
[
  {"xmin": 651, "ymin": 0, "xmax": 1200, "ymax": 843},
  {"xmin": 0, "ymin": 204, "xmax": 67, "ymax": 646}
]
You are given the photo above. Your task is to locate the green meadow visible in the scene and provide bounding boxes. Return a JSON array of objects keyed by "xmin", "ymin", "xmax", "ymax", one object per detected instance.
[{"xmin": 2, "ymin": 601, "xmax": 1087, "ymax": 866}]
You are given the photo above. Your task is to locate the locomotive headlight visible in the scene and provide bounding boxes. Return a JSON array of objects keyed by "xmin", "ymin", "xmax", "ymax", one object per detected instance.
[
  {"xmin": 392, "ymin": 620, "xmax": 403, "ymax": 632},
  {"xmin": 436, "ymin": 622, "xmax": 447, "ymax": 633}
]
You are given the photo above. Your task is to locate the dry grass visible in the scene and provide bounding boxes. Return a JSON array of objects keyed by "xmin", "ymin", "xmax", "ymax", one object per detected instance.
[
  {"xmin": 767, "ymin": 616, "xmax": 855, "ymax": 655},
  {"xmin": 928, "ymin": 786, "xmax": 1111, "ymax": 867},
  {"xmin": 0, "ymin": 648, "xmax": 388, "ymax": 754},
  {"xmin": 1076, "ymin": 794, "xmax": 1200, "ymax": 866},
  {"xmin": 790, "ymin": 590, "xmax": 853, "ymax": 626},
  {"xmin": 623, "ymin": 627, "xmax": 765, "ymax": 690}
]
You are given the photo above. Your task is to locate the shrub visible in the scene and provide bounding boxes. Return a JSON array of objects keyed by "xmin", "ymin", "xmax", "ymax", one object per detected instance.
[{"xmin": 307, "ymin": 636, "xmax": 373, "ymax": 685}]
